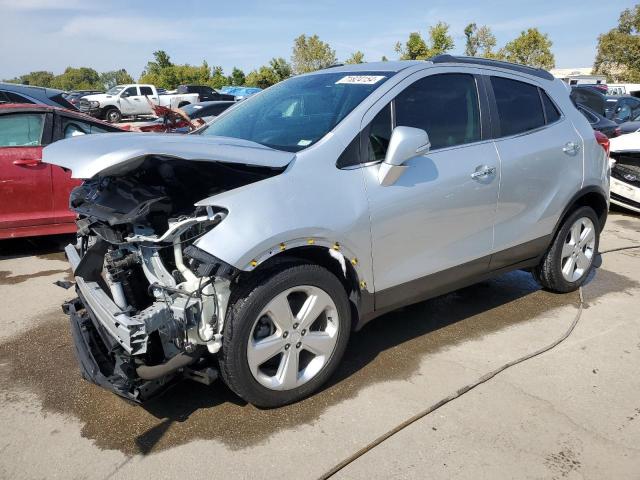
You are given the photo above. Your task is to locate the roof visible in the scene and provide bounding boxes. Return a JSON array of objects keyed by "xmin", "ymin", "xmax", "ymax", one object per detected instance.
[
  {"xmin": 316, "ymin": 61, "xmax": 425, "ymax": 74},
  {"xmin": 430, "ymin": 55, "xmax": 555, "ymax": 81},
  {"xmin": 0, "ymin": 82, "xmax": 67, "ymax": 96}
]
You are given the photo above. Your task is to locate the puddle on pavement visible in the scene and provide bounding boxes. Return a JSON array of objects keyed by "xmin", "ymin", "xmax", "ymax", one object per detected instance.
[
  {"xmin": 0, "ymin": 235, "xmax": 74, "ymax": 261},
  {"xmin": 0, "ymin": 267, "xmax": 636, "ymax": 456}
]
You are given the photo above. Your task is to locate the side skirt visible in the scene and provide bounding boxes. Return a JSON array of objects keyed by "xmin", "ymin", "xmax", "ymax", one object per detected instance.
[{"xmin": 356, "ymin": 235, "xmax": 551, "ymax": 330}]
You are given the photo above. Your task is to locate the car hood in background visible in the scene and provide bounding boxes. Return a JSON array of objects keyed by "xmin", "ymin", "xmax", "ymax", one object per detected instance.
[
  {"xmin": 610, "ymin": 131, "xmax": 640, "ymax": 153},
  {"xmin": 42, "ymin": 132, "xmax": 295, "ymax": 178},
  {"xmin": 619, "ymin": 121, "xmax": 640, "ymax": 135}
]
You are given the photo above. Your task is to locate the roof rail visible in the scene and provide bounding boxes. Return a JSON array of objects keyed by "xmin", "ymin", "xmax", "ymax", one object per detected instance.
[{"xmin": 430, "ymin": 54, "xmax": 555, "ymax": 81}]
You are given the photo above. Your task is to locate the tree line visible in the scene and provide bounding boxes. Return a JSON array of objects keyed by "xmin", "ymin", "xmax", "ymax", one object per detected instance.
[{"xmin": 5, "ymin": 5, "xmax": 639, "ymax": 92}]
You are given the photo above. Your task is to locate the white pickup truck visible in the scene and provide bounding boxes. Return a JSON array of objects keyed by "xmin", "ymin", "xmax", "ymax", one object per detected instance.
[{"xmin": 78, "ymin": 84, "xmax": 199, "ymax": 123}]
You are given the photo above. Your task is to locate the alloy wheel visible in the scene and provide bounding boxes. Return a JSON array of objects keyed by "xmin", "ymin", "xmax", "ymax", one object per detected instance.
[
  {"xmin": 247, "ymin": 285, "xmax": 340, "ymax": 391},
  {"xmin": 561, "ymin": 216, "xmax": 596, "ymax": 282}
]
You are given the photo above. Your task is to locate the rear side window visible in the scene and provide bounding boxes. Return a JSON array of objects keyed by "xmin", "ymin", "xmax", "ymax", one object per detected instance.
[
  {"xmin": 541, "ymin": 91, "xmax": 561, "ymax": 124},
  {"xmin": 491, "ymin": 77, "xmax": 545, "ymax": 137},
  {"xmin": 140, "ymin": 86, "xmax": 153, "ymax": 96},
  {"xmin": 0, "ymin": 114, "xmax": 45, "ymax": 146},
  {"xmin": 62, "ymin": 117, "xmax": 111, "ymax": 138},
  {"xmin": 395, "ymin": 73, "xmax": 481, "ymax": 149}
]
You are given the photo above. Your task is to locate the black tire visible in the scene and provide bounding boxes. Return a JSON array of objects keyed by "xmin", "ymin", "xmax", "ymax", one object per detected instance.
[
  {"xmin": 219, "ymin": 263, "xmax": 351, "ymax": 408},
  {"xmin": 104, "ymin": 107, "xmax": 121, "ymax": 123},
  {"xmin": 533, "ymin": 206, "xmax": 600, "ymax": 293}
]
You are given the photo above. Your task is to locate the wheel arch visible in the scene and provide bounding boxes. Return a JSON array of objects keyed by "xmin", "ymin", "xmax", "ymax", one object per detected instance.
[
  {"xmin": 241, "ymin": 245, "xmax": 368, "ymax": 330},
  {"xmin": 554, "ymin": 185, "xmax": 609, "ymax": 238}
]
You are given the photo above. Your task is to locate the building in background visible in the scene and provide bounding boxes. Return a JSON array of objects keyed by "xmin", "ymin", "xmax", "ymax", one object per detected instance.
[{"xmin": 550, "ymin": 68, "xmax": 606, "ymax": 86}]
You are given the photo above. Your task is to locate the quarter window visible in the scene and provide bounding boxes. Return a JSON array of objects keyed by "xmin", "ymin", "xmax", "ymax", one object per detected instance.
[
  {"xmin": 395, "ymin": 74, "xmax": 481, "ymax": 150},
  {"xmin": 366, "ymin": 103, "xmax": 392, "ymax": 162},
  {"xmin": 541, "ymin": 90, "xmax": 561, "ymax": 124},
  {"xmin": 0, "ymin": 114, "xmax": 45, "ymax": 146},
  {"xmin": 491, "ymin": 76, "xmax": 545, "ymax": 137}
]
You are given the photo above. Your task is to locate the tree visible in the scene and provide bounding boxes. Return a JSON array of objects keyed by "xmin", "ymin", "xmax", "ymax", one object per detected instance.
[
  {"xmin": 141, "ymin": 50, "xmax": 174, "ymax": 79},
  {"xmin": 5, "ymin": 71, "xmax": 55, "ymax": 87},
  {"xmin": 229, "ymin": 67, "xmax": 246, "ymax": 86},
  {"xmin": 245, "ymin": 66, "xmax": 280, "ymax": 89},
  {"xmin": 464, "ymin": 23, "xmax": 497, "ymax": 57},
  {"xmin": 345, "ymin": 51, "xmax": 365, "ymax": 64},
  {"xmin": 594, "ymin": 5, "xmax": 640, "ymax": 82},
  {"xmin": 381, "ymin": 55, "xmax": 389, "ymax": 62},
  {"xmin": 497, "ymin": 28, "xmax": 555, "ymax": 69},
  {"xmin": 99, "ymin": 69, "xmax": 134, "ymax": 89},
  {"xmin": 291, "ymin": 34, "xmax": 337, "ymax": 74},
  {"xmin": 395, "ymin": 23, "xmax": 454, "ymax": 60},
  {"xmin": 269, "ymin": 57, "xmax": 292, "ymax": 81},
  {"xmin": 51, "ymin": 67, "xmax": 101, "ymax": 90}
]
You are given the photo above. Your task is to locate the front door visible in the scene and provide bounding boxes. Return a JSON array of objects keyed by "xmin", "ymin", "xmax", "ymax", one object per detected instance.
[
  {"xmin": 0, "ymin": 111, "xmax": 52, "ymax": 230},
  {"xmin": 362, "ymin": 72, "xmax": 500, "ymax": 310},
  {"xmin": 118, "ymin": 86, "xmax": 141, "ymax": 115}
]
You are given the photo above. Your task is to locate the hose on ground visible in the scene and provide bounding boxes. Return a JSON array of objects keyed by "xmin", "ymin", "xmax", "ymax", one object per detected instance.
[{"xmin": 317, "ymin": 244, "xmax": 640, "ymax": 480}]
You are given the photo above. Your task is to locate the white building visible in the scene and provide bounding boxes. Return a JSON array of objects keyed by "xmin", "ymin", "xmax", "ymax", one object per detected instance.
[{"xmin": 549, "ymin": 68, "xmax": 607, "ymax": 85}]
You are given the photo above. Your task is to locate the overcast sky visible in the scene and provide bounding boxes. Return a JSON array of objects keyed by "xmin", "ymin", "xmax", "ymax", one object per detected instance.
[{"xmin": 0, "ymin": 0, "xmax": 635, "ymax": 80}]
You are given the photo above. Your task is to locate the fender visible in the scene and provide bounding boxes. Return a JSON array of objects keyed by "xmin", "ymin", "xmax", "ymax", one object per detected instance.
[{"xmin": 550, "ymin": 184, "xmax": 609, "ymax": 240}]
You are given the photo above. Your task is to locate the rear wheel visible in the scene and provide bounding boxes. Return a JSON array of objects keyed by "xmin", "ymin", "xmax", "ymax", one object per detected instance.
[
  {"xmin": 533, "ymin": 206, "xmax": 599, "ymax": 292},
  {"xmin": 219, "ymin": 264, "xmax": 351, "ymax": 408},
  {"xmin": 104, "ymin": 107, "xmax": 121, "ymax": 123}
]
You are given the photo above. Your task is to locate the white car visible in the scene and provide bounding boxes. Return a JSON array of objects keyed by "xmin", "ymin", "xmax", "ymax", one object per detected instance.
[
  {"xmin": 610, "ymin": 132, "xmax": 640, "ymax": 213},
  {"xmin": 79, "ymin": 84, "xmax": 199, "ymax": 123}
]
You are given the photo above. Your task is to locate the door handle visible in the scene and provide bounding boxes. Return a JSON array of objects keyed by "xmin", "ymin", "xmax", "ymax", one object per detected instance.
[
  {"xmin": 563, "ymin": 142, "xmax": 581, "ymax": 155},
  {"xmin": 471, "ymin": 165, "xmax": 497, "ymax": 180},
  {"xmin": 13, "ymin": 158, "xmax": 41, "ymax": 167}
]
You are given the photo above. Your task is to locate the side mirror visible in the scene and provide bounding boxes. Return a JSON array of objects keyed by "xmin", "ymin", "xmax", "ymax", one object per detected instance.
[{"xmin": 378, "ymin": 126, "xmax": 430, "ymax": 186}]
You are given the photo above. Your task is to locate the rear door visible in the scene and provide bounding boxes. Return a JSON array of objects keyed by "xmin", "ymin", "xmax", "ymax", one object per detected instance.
[
  {"xmin": 489, "ymin": 74, "xmax": 583, "ymax": 267},
  {"xmin": 138, "ymin": 86, "xmax": 156, "ymax": 114},
  {"xmin": 0, "ymin": 111, "xmax": 53, "ymax": 230}
]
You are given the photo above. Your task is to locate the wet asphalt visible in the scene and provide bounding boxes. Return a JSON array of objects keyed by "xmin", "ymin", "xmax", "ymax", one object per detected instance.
[{"xmin": 0, "ymin": 213, "xmax": 638, "ymax": 459}]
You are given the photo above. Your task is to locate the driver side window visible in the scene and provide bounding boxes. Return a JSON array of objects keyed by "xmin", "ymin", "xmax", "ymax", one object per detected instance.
[{"xmin": 123, "ymin": 87, "xmax": 138, "ymax": 97}]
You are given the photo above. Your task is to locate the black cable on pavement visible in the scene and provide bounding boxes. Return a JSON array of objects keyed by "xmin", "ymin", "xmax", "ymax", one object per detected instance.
[{"xmin": 317, "ymin": 244, "xmax": 640, "ymax": 480}]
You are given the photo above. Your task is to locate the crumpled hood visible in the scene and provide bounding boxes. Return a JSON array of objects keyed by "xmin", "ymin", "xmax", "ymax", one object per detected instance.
[{"xmin": 43, "ymin": 132, "xmax": 295, "ymax": 178}]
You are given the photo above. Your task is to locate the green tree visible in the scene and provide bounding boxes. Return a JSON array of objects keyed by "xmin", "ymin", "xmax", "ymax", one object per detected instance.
[
  {"xmin": 381, "ymin": 55, "xmax": 389, "ymax": 62},
  {"xmin": 497, "ymin": 28, "xmax": 555, "ymax": 69},
  {"xmin": 345, "ymin": 51, "xmax": 365, "ymax": 64},
  {"xmin": 229, "ymin": 67, "xmax": 246, "ymax": 86},
  {"xmin": 99, "ymin": 69, "xmax": 134, "ymax": 89},
  {"xmin": 51, "ymin": 67, "xmax": 102, "ymax": 90},
  {"xmin": 269, "ymin": 57, "xmax": 292, "ymax": 81},
  {"xmin": 245, "ymin": 66, "xmax": 280, "ymax": 89},
  {"xmin": 594, "ymin": 5, "xmax": 640, "ymax": 82},
  {"xmin": 464, "ymin": 23, "xmax": 497, "ymax": 57},
  {"xmin": 395, "ymin": 23, "xmax": 454, "ymax": 60},
  {"xmin": 291, "ymin": 34, "xmax": 337, "ymax": 74},
  {"xmin": 5, "ymin": 71, "xmax": 55, "ymax": 87},
  {"xmin": 141, "ymin": 50, "xmax": 174, "ymax": 79}
]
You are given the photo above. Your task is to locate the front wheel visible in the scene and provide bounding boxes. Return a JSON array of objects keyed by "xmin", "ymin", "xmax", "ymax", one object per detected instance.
[
  {"xmin": 533, "ymin": 206, "xmax": 600, "ymax": 292},
  {"xmin": 219, "ymin": 263, "xmax": 351, "ymax": 408},
  {"xmin": 104, "ymin": 107, "xmax": 121, "ymax": 123}
]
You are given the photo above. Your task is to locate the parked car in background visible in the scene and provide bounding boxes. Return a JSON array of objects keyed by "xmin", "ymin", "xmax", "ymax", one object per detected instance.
[
  {"xmin": 607, "ymin": 83, "xmax": 640, "ymax": 97},
  {"xmin": 571, "ymin": 86, "xmax": 606, "ymax": 115},
  {"xmin": 618, "ymin": 112, "xmax": 640, "ymax": 135},
  {"xmin": 46, "ymin": 56, "xmax": 608, "ymax": 407},
  {"xmin": 609, "ymin": 132, "xmax": 640, "ymax": 214},
  {"xmin": 607, "ymin": 95, "xmax": 640, "ymax": 123},
  {"xmin": 0, "ymin": 104, "xmax": 124, "ymax": 239},
  {"xmin": 0, "ymin": 83, "xmax": 76, "ymax": 110},
  {"xmin": 63, "ymin": 90, "xmax": 103, "ymax": 108},
  {"xmin": 176, "ymin": 85, "xmax": 235, "ymax": 102},
  {"xmin": 576, "ymin": 104, "xmax": 621, "ymax": 138},
  {"xmin": 79, "ymin": 84, "xmax": 199, "ymax": 123},
  {"xmin": 182, "ymin": 100, "xmax": 236, "ymax": 121}
]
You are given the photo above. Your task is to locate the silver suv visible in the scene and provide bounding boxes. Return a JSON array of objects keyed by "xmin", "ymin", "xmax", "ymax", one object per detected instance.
[{"xmin": 45, "ymin": 55, "xmax": 609, "ymax": 407}]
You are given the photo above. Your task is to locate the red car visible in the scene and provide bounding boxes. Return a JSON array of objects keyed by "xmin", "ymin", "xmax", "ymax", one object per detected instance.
[{"xmin": 0, "ymin": 104, "xmax": 124, "ymax": 239}]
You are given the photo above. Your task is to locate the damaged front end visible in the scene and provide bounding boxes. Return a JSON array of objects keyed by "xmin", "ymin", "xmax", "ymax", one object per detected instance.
[
  {"xmin": 59, "ymin": 153, "xmax": 283, "ymax": 401},
  {"xmin": 610, "ymin": 150, "xmax": 640, "ymax": 214}
]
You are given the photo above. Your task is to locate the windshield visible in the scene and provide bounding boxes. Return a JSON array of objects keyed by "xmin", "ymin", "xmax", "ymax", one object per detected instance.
[
  {"xmin": 199, "ymin": 71, "xmax": 392, "ymax": 152},
  {"xmin": 106, "ymin": 86, "xmax": 125, "ymax": 95}
]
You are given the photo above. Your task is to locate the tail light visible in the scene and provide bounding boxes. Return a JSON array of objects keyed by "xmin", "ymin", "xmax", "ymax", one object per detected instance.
[{"xmin": 594, "ymin": 130, "xmax": 610, "ymax": 157}]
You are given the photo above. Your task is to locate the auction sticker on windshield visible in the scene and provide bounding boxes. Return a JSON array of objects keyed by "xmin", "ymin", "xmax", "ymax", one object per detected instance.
[{"xmin": 336, "ymin": 75, "xmax": 386, "ymax": 85}]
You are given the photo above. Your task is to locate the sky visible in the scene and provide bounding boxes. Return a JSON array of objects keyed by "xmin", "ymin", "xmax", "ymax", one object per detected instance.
[{"xmin": 0, "ymin": 0, "xmax": 636, "ymax": 80}]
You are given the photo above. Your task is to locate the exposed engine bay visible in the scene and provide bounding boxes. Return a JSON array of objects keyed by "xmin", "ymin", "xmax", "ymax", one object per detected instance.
[{"xmin": 64, "ymin": 155, "xmax": 282, "ymax": 401}]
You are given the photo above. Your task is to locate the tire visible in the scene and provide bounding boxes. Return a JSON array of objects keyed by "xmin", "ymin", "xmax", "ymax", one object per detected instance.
[
  {"xmin": 104, "ymin": 107, "xmax": 121, "ymax": 123},
  {"xmin": 533, "ymin": 206, "xmax": 600, "ymax": 293},
  {"xmin": 219, "ymin": 263, "xmax": 351, "ymax": 408}
]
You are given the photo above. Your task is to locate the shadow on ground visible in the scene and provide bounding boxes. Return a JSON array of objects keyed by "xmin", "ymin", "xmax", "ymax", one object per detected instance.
[{"xmin": 0, "ymin": 259, "xmax": 636, "ymax": 455}]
